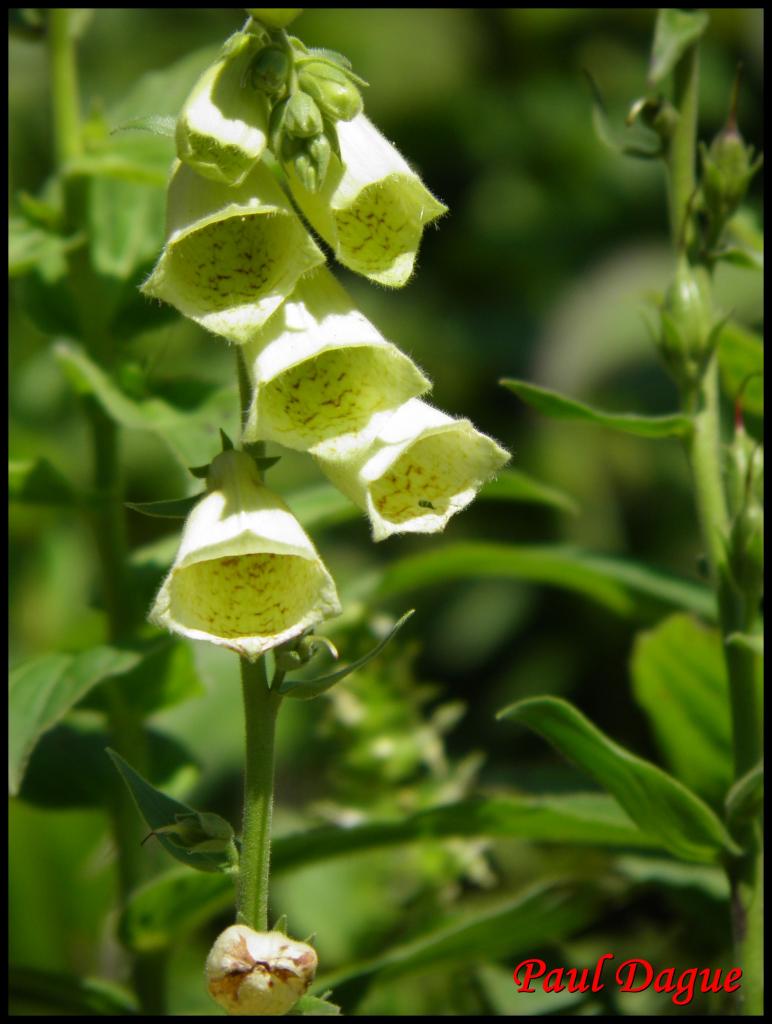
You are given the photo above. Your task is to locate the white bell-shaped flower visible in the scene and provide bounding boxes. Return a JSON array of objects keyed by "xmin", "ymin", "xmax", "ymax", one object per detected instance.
[
  {"xmin": 149, "ymin": 451, "xmax": 340, "ymax": 659},
  {"xmin": 141, "ymin": 161, "xmax": 324, "ymax": 345},
  {"xmin": 241, "ymin": 268, "xmax": 430, "ymax": 451},
  {"xmin": 206, "ymin": 925, "xmax": 317, "ymax": 1016},
  {"xmin": 176, "ymin": 32, "xmax": 269, "ymax": 187},
  {"xmin": 315, "ymin": 399, "xmax": 509, "ymax": 541},
  {"xmin": 287, "ymin": 113, "xmax": 447, "ymax": 287}
]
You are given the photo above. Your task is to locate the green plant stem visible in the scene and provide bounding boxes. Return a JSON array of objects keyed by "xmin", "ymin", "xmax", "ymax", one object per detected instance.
[
  {"xmin": 238, "ymin": 657, "xmax": 283, "ymax": 930},
  {"xmin": 666, "ymin": 35, "xmax": 763, "ymax": 1015},
  {"xmin": 48, "ymin": 9, "xmax": 82, "ymax": 166}
]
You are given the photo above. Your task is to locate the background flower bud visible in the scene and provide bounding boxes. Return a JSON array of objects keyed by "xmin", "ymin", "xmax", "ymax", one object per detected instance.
[
  {"xmin": 314, "ymin": 399, "xmax": 510, "ymax": 541},
  {"xmin": 286, "ymin": 113, "xmax": 447, "ymax": 287},
  {"xmin": 206, "ymin": 925, "xmax": 317, "ymax": 1015},
  {"xmin": 176, "ymin": 32, "xmax": 268, "ymax": 188},
  {"xmin": 658, "ymin": 259, "xmax": 717, "ymax": 388},
  {"xmin": 242, "ymin": 268, "xmax": 430, "ymax": 451},
  {"xmin": 150, "ymin": 451, "xmax": 340, "ymax": 659},
  {"xmin": 141, "ymin": 161, "xmax": 324, "ymax": 345}
]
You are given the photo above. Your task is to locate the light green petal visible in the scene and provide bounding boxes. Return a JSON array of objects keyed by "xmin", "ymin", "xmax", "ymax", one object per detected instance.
[
  {"xmin": 176, "ymin": 32, "xmax": 268, "ymax": 187},
  {"xmin": 142, "ymin": 161, "xmax": 324, "ymax": 345},
  {"xmin": 150, "ymin": 451, "xmax": 340, "ymax": 658},
  {"xmin": 242, "ymin": 268, "xmax": 430, "ymax": 449},
  {"xmin": 315, "ymin": 399, "xmax": 510, "ymax": 541},
  {"xmin": 287, "ymin": 114, "xmax": 447, "ymax": 287}
]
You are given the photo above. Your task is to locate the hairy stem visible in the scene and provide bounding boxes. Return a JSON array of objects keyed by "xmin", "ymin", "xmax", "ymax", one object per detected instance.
[{"xmin": 237, "ymin": 658, "xmax": 282, "ymax": 930}]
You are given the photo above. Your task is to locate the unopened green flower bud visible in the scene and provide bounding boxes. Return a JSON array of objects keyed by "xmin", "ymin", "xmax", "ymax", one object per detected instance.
[
  {"xmin": 242, "ymin": 267, "xmax": 429, "ymax": 451},
  {"xmin": 206, "ymin": 925, "xmax": 317, "ymax": 1015},
  {"xmin": 149, "ymin": 450, "xmax": 340, "ymax": 659},
  {"xmin": 728, "ymin": 504, "xmax": 764, "ymax": 596},
  {"xmin": 726, "ymin": 422, "xmax": 763, "ymax": 519},
  {"xmin": 290, "ymin": 132, "xmax": 332, "ymax": 193},
  {"xmin": 700, "ymin": 121, "xmax": 762, "ymax": 228},
  {"xmin": 659, "ymin": 258, "xmax": 717, "ymax": 388},
  {"xmin": 287, "ymin": 113, "xmax": 447, "ymax": 287},
  {"xmin": 141, "ymin": 160, "xmax": 324, "ymax": 345},
  {"xmin": 151, "ymin": 811, "xmax": 236, "ymax": 855},
  {"xmin": 246, "ymin": 9, "xmax": 303, "ymax": 30},
  {"xmin": 247, "ymin": 46, "xmax": 291, "ymax": 96},
  {"xmin": 298, "ymin": 61, "xmax": 363, "ymax": 122},
  {"xmin": 284, "ymin": 91, "xmax": 324, "ymax": 138},
  {"xmin": 314, "ymin": 399, "xmax": 509, "ymax": 542},
  {"xmin": 176, "ymin": 32, "xmax": 268, "ymax": 188}
]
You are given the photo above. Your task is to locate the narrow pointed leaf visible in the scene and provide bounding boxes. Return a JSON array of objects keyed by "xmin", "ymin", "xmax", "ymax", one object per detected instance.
[
  {"xmin": 649, "ymin": 9, "xmax": 710, "ymax": 86},
  {"xmin": 502, "ymin": 379, "xmax": 692, "ymax": 438},
  {"xmin": 278, "ymin": 610, "xmax": 414, "ymax": 699},
  {"xmin": 498, "ymin": 697, "xmax": 740, "ymax": 863},
  {"xmin": 107, "ymin": 748, "xmax": 236, "ymax": 873},
  {"xmin": 125, "ymin": 495, "xmax": 203, "ymax": 519},
  {"xmin": 9, "ymin": 967, "xmax": 137, "ymax": 1016},
  {"xmin": 725, "ymin": 761, "xmax": 764, "ymax": 828},
  {"xmin": 9, "ymin": 457, "xmax": 76, "ymax": 506},
  {"xmin": 479, "ymin": 468, "xmax": 578, "ymax": 514}
]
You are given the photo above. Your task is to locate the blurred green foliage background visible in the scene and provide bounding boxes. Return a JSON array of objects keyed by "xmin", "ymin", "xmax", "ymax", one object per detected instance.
[{"xmin": 9, "ymin": 8, "xmax": 763, "ymax": 1016}]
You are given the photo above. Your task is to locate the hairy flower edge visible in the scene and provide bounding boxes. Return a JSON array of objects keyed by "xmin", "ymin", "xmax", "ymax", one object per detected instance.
[
  {"xmin": 242, "ymin": 267, "xmax": 430, "ymax": 450},
  {"xmin": 287, "ymin": 113, "xmax": 447, "ymax": 287},
  {"xmin": 141, "ymin": 160, "xmax": 324, "ymax": 345},
  {"xmin": 314, "ymin": 398, "xmax": 510, "ymax": 541},
  {"xmin": 149, "ymin": 451, "xmax": 340, "ymax": 659}
]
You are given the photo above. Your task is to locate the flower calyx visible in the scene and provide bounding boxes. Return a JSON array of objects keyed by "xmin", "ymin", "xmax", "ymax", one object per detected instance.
[{"xmin": 657, "ymin": 257, "xmax": 724, "ymax": 391}]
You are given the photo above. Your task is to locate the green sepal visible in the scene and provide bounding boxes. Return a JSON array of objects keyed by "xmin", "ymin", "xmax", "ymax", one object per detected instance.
[
  {"xmin": 220, "ymin": 429, "xmax": 235, "ymax": 451},
  {"xmin": 125, "ymin": 494, "xmax": 203, "ymax": 519},
  {"xmin": 188, "ymin": 463, "xmax": 211, "ymax": 479},
  {"xmin": 278, "ymin": 610, "xmax": 414, "ymax": 700}
]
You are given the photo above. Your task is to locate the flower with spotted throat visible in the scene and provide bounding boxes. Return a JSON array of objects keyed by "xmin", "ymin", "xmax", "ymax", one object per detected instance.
[
  {"xmin": 141, "ymin": 160, "xmax": 324, "ymax": 345},
  {"xmin": 149, "ymin": 450, "xmax": 340, "ymax": 659},
  {"xmin": 314, "ymin": 398, "xmax": 510, "ymax": 541},
  {"xmin": 241, "ymin": 267, "xmax": 430, "ymax": 451},
  {"xmin": 286, "ymin": 113, "xmax": 447, "ymax": 287},
  {"xmin": 205, "ymin": 924, "xmax": 317, "ymax": 1015}
]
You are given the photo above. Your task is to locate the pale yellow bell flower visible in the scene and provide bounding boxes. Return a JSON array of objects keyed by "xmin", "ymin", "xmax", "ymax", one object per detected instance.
[
  {"xmin": 141, "ymin": 160, "xmax": 324, "ymax": 345},
  {"xmin": 314, "ymin": 399, "xmax": 510, "ymax": 541},
  {"xmin": 241, "ymin": 267, "xmax": 430, "ymax": 451},
  {"xmin": 206, "ymin": 925, "xmax": 317, "ymax": 1015},
  {"xmin": 287, "ymin": 113, "xmax": 447, "ymax": 287},
  {"xmin": 176, "ymin": 32, "xmax": 269, "ymax": 188},
  {"xmin": 149, "ymin": 450, "xmax": 340, "ymax": 659}
]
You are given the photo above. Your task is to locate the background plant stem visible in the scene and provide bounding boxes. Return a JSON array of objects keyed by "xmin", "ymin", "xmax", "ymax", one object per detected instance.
[
  {"xmin": 237, "ymin": 657, "xmax": 282, "ymax": 930},
  {"xmin": 666, "ymin": 36, "xmax": 763, "ymax": 1016}
]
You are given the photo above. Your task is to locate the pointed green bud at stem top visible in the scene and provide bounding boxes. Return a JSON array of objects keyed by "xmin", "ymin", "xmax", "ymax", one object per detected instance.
[
  {"xmin": 283, "ymin": 91, "xmax": 324, "ymax": 138},
  {"xmin": 141, "ymin": 161, "xmax": 324, "ymax": 345},
  {"xmin": 246, "ymin": 9, "xmax": 303, "ymax": 30},
  {"xmin": 314, "ymin": 399, "xmax": 510, "ymax": 542},
  {"xmin": 206, "ymin": 925, "xmax": 317, "ymax": 1015},
  {"xmin": 247, "ymin": 46, "xmax": 291, "ymax": 96},
  {"xmin": 241, "ymin": 267, "xmax": 430, "ymax": 451},
  {"xmin": 286, "ymin": 113, "xmax": 447, "ymax": 287},
  {"xmin": 175, "ymin": 31, "xmax": 269, "ymax": 188},
  {"xmin": 658, "ymin": 257, "xmax": 719, "ymax": 390},
  {"xmin": 298, "ymin": 61, "xmax": 363, "ymax": 122},
  {"xmin": 149, "ymin": 450, "xmax": 340, "ymax": 659}
]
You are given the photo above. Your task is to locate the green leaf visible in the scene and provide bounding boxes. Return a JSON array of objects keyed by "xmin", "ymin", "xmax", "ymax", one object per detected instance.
[
  {"xmin": 649, "ymin": 8, "xmax": 710, "ymax": 86},
  {"xmin": 54, "ymin": 341, "xmax": 239, "ymax": 467},
  {"xmin": 116, "ymin": 791, "xmax": 657, "ymax": 952},
  {"xmin": 315, "ymin": 881, "xmax": 600, "ymax": 992},
  {"xmin": 286, "ymin": 481, "xmax": 360, "ymax": 531},
  {"xmin": 726, "ymin": 632, "xmax": 764, "ymax": 657},
  {"xmin": 19, "ymin": 722, "xmax": 198, "ymax": 810},
  {"xmin": 88, "ymin": 176, "xmax": 166, "ymax": 279},
  {"xmin": 112, "ymin": 114, "xmax": 177, "ymax": 139},
  {"xmin": 125, "ymin": 495, "xmax": 203, "ymax": 519},
  {"xmin": 9, "ymin": 966, "xmax": 137, "ymax": 1016},
  {"xmin": 583, "ymin": 70, "xmax": 662, "ymax": 160},
  {"xmin": 9, "ymin": 457, "xmax": 76, "ymax": 505},
  {"xmin": 8, "ymin": 216, "xmax": 74, "ymax": 278},
  {"xmin": 476, "ymin": 963, "xmax": 585, "ymax": 1016},
  {"xmin": 501, "ymin": 379, "xmax": 692, "ymax": 438},
  {"xmin": 612, "ymin": 854, "xmax": 729, "ymax": 901},
  {"xmin": 86, "ymin": 638, "xmax": 204, "ymax": 718},
  {"xmin": 717, "ymin": 321, "xmax": 764, "ymax": 417},
  {"xmin": 479, "ymin": 468, "xmax": 579, "ymax": 514},
  {"xmin": 289, "ymin": 994, "xmax": 342, "ymax": 1016},
  {"xmin": 631, "ymin": 614, "xmax": 732, "ymax": 804},
  {"xmin": 374, "ymin": 543, "xmax": 715, "ymax": 621},
  {"xmin": 498, "ymin": 697, "xmax": 740, "ymax": 863},
  {"xmin": 9, "ymin": 646, "xmax": 142, "ymax": 796},
  {"xmin": 120, "ymin": 868, "xmax": 235, "ymax": 953},
  {"xmin": 107, "ymin": 748, "xmax": 236, "ymax": 873},
  {"xmin": 279, "ymin": 611, "xmax": 415, "ymax": 699},
  {"xmin": 725, "ymin": 760, "xmax": 764, "ymax": 828}
]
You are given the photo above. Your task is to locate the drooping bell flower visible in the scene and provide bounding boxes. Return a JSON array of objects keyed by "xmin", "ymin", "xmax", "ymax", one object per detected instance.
[
  {"xmin": 175, "ymin": 31, "xmax": 269, "ymax": 188},
  {"xmin": 286, "ymin": 113, "xmax": 447, "ymax": 287},
  {"xmin": 314, "ymin": 399, "xmax": 509, "ymax": 541},
  {"xmin": 241, "ymin": 267, "xmax": 430, "ymax": 451},
  {"xmin": 141, "ymin": 160, "xmax": 324, "ymax": 345},
  {"xmin": 149, "ymin": 450, "xmax": 340, "ymax": 659}
]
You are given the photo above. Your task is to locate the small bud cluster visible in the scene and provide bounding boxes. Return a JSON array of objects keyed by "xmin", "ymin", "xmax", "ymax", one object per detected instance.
[
  {"xmin": 145, "ymin": 12, "xmax": 508, "ymax": 677},
  {"xmin": 725, "ymin": 418, "xmax": 764, "ymax": 596}
]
